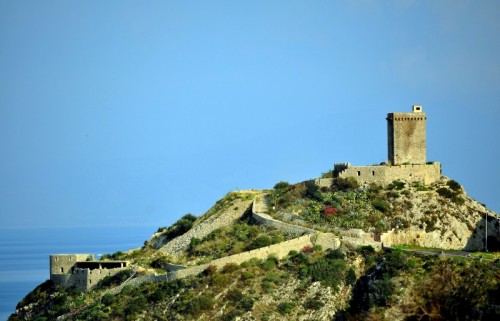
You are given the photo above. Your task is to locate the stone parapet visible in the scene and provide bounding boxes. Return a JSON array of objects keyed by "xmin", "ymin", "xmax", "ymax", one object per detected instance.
[{"xmin": 335, "ymin": 162, "xmax": 441, "ymax": 186}]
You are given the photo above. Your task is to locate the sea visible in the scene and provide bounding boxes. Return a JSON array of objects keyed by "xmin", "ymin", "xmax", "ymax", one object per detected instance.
[{"xmin": 0, "ymin": 226, "xmax": 157, "ymax": 321}]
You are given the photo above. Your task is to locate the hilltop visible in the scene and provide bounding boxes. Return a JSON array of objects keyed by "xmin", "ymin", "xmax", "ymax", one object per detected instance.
[{"xmin": 9, "ymin": 174, "xmax": 500, "ymax": 321}]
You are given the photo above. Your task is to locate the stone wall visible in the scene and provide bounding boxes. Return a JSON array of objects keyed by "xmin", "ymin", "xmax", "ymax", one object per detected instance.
[
  {"xmin": 51, "ymin": 266, "xmax": 128, "ymax": 291},
  {"xmin": 252, "ymin": 211, "xmax": 316, "ymax": 236},
  {"xmin": 314, "ymin": 178, "xmax": 333, "ymax": 188},
  {"xmin": 50, "ymin": 254, "xmax": 129, "ymax": 291},
  {"xmin": 159, "ymin": 197, "xmax": 254, "ymax": 256},
  {"xmin": 387, "ymin": 110, "xmax": 426, "ymax": 165},
  {"xmin": 335, "ymin": 162, "xmax": 441, "ymax": 186},
  {"xmin": 107, "ymin": 233, "xmax": 341, "ymax": 294},
  {"xmin": 179, "ymin": 232, "xmax": 339, "ymax": 275}
]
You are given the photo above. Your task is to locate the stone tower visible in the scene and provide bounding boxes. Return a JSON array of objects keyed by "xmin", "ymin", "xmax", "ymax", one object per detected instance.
[{"xmin": 387, "ymin": 105, "xmax": 426, "ymax": 165}]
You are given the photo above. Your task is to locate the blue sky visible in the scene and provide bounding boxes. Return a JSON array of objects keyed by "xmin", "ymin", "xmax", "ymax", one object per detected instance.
[{"xmin": 1, "ymin": 1, "xmax": 499, "ymax": 229}]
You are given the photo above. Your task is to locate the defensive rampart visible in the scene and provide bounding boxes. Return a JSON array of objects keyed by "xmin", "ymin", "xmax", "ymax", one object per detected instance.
[
  {"xmin": 334, "ymin": 162, "xmax": 441, "ymax": 186},
  {"xmin": 252, "ymin": 210, "xmax": 316, "ymax": 236},
  {"xmin": 108, "ymin": 232, "xmax": 340, "ymax": 295},
  {"xmin": 158, "ymin": 196, "xmax": 254, "ymax": 256}
]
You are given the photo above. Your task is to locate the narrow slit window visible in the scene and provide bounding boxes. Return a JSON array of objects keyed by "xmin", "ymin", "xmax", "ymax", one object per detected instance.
[
  {"xmin": 372, "ymin": 171, "xmax": 375, "ymax": 176},
  {"xmin": 357, "ymin": 171, "xmax": 361, "ymax": 176}
]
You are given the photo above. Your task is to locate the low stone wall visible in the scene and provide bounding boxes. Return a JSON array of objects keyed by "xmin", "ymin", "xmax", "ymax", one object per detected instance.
[
  {"xmin": 107, "ymin": 274, "xmax": 165, "ymax": 295},
  {"xmin": 342, "ymin": 237, "xmax": 382, "ymax": 251},
  {"xmin": 108, "ymin": 233, "xmax": 341, "ymax": 294},
  {"xmin": 252, "ymin": 211, "xmax": 316, "ymax": 236},
  {"xmin": 164, "ymin": 263, "xmax": 186, "ymax": 271},
  {"xmin": 313, "ymin": 178, "xmax": 333, "ymax": 188},
  {"xmin": 169, "ymin": 234, "xmax": 321, "ymax": 280}
]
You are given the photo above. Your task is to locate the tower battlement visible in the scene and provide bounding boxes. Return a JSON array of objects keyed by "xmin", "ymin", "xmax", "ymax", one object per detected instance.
[
  {"xmin": 332, "ymin": 105, "xmax": 441, "ymax": 186},
  {"xmin": 387, "ymin": 105, "xmax": 427, "ymax": 165}
]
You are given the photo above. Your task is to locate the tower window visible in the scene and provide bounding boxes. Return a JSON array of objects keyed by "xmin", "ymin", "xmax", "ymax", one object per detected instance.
[
  {"xmin": 357, "ymin": 171, "xmax": 361, "ymax": 176},
  {"xmin": 372, "ymin": 171, "xmax": 375, "ymax": 176},
  {"xmin": 61, "ymin": 267, "xmax": 64, "ymax": 273}
]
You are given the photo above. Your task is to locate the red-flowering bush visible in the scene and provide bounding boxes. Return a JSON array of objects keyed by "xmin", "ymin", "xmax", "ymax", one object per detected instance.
[
  {"xmin": 302, "ymin": 245, "xmax": 314, "ymax": 253},
  {"xmin": 322, "ymin": 206, "xmax": 338, "ymax": 221}
]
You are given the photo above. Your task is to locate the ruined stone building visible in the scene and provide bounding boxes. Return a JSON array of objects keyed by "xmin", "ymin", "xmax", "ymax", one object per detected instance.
[
  {"xmin": 50, "ymin": 254, "xmax": 129, "ymax": 291},
  {"xmin": 332, "ymin": 105, "xmax": 441, "ymax": 185}
]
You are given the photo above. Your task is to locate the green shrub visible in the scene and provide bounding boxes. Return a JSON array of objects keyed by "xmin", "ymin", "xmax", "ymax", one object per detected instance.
[
  {"xmin": 97, "ymin": 270, "xmax": 134, "ymax": 289},
  {"xmin": 187, "ymin": 294, "xmax": 214, "ymax": 316},
  {"xmin": 101, "ymin": 293, "xmax": 116, "ymax": 306},
  {"xmin": 239, "ymin": 295, "xmax": 254, "ymax": 311},
  {"xmin": 221, "ymin": 263, "xmax": 239, "ymax": 273},
  {"xmin": 371, "ymin": 199, "xmax": 389, "ymax": 213},
  {"xmin": 261, "ymin": 280, "xmax": 274, "ymax": 293},
  {"xmin": 332, "ymin": 177, "xmax": 359, "ymax": 191},
  {"xmin": 274, "ymin": 181, "xmax": 290, "ymax": 190},
  {"xmin": 304, "ymin": 297, "xmax": 324, "ymax": 310},
  {"xmin": 261, "ymin": 256, "xmax": 278, "ymax": 271},
  {"xmin": 346, "ymin": 268, "xmax": 357, "ymax": 286},
  {"xmin": 309, "ymin": 257, "xmax": 348, "ymax": 290},
  {"xmin": 203, "ymin": 265, "xmax": 218, "ymax": 276},
  {"xmin": 120, "ymin": 284, "xmax": 134, "ymax": 294},
  {"xmin": 277, "ymin": 302, "xmax": 295, "ymax": 315},
  {"xmin": 101, "ymin": 251, "xmax": 125, "ymax": 260},
  {"xmin": 447, "ymin": 179, "xmax": 461, "ymax": 191},
  {"xmin": 151, "ymin": 256, "xmax": 169, "ymax": 269},
  {"xmin": 326, "ymin": 248, "xmax": 346, "ymax": 260},
  {"xmin": 225, "ymin": 289, "xmax": 243, "ymax": 302},
  {"xmin": 222, "ymin": 309, "xmax": 244, "ymax": 321},
  {"xmin": 453, "ymin": 196, "xmax": 465, "ymax": 205},
  {"xmin": 321, "ymin": 169, "xmax": 334, "ymax": 178},
  {"xmin": 263, "ymin": 272, "xmax": 281, "ymax": 284},
  {"xmin": 437, "ymin": 187, "xmax": 454, "ymax": 199},
  {"xmin": 387, "ymin": 180, "xmax": 405, "ymax": 190},
  {"xmin": 247, "ymin": 235, "xmax": 272, "ymax": 250},
  {"xmin": 241, "ymin": 271, "xmax": 254, "ymax": 280}
]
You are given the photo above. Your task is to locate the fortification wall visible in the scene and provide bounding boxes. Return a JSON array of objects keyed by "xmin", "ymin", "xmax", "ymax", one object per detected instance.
[
  {"xmin": 50, "ymin": 274, "xmax": 73, "ymax": 288},
  {"xmin": 107, "ymin": 274, "xmax": 164, "ymax": 295},
  {"xmin": 174, "ymin": 233, "xmax": 338, "ymax": 279},
  {"xmin": 336, "ymin": 162, "xmax": 441, "ymax": 186},
  {"xmin": 314, "ymin": 178, "xmax": 333, "ymax": 188},
  {"xmin": 159, "ymin": 198, "xmax": 254, "ymax": 256},
  {"xmin": 58, "ymin": 267, "xmax": 129, "ymax": 291},
  {"xmin": 252, "ymin": 211, "xmax": 316, "ymax": 236},
  {"xmin": 107, "ymin": 233, "xmax": 341, "ymax": 294}
]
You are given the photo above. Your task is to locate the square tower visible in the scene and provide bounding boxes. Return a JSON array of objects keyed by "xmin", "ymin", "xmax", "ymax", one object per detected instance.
[{"xmin": 387, "ymin": 105, "xmax": 426, "ymax": 165}]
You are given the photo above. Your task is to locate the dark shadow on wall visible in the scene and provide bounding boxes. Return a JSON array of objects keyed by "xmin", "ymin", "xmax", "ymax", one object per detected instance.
[{"xmin": 464, "ymin": 214, "xmax": 500, "ymax": 252}]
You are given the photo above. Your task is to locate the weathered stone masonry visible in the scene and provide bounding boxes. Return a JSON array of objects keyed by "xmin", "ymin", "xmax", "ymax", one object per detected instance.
[
  {"xmin": 388, "ymin": 105, "xmax": 427, "ymax": 165},
  {"xmin": 50, "ymin": 254, "xmax": 129, "ymax": 291},
  {"xmin": 334, "ymin": 106, "xmax": 441, "ymax": 186},
  {"xmin": 334, "ymin": 162, "xmax": 441, "ymax": 186}
]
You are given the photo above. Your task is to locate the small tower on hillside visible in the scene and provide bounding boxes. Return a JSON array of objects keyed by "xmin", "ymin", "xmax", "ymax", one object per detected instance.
[{"xmin": 387, "ymin": 105, "xmax": 427, "ymax": 165}]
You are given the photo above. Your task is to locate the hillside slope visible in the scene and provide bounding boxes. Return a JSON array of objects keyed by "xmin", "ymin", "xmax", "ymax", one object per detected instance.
[{"xmin": 8, "ymin": 176, "xmax": 500, "ymax": 321}]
